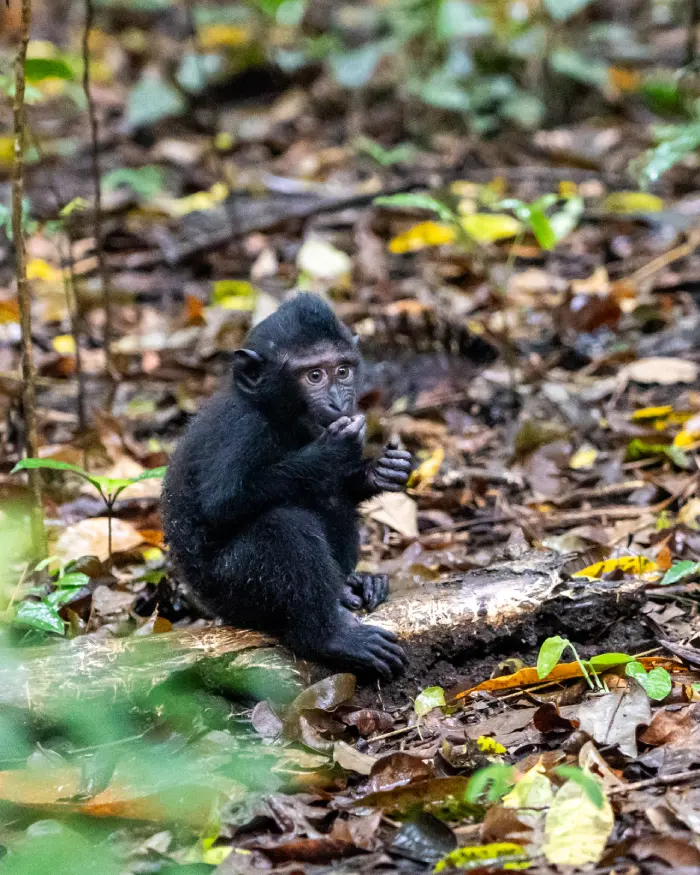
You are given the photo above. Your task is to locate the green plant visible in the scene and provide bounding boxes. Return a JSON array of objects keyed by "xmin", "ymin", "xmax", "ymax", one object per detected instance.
[
  {"xmin": 631, "ymin": 119, "xmax": 700, "ymax": 188},
  {"xmin": 465, "ymin": 763, "xmax": 515, "ymax": 804},
  {"xmin": 12, "ymin": 459, "xmax": 166, "ymax": 559}
]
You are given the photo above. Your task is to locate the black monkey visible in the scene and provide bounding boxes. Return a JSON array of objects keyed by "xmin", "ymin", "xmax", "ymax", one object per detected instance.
[{"xmin": 162, "ymin": 294, "xmax": 411, "ymax": 679}]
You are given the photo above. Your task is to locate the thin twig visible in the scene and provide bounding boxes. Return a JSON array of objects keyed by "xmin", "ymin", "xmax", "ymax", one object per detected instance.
[
  {"xmin": 609, "ymin": 767, "xmax": 700, "ymax": 796},
  {"xmin": 82, "ymin": 0, "xmax": 115, "ymax": 387},
  {"xmin": 12, "ymin": 0, "xmax": 46, "ymax": 558}
]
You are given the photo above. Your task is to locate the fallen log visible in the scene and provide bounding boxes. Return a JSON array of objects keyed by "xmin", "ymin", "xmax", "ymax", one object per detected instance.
[
  {"xmin": 0, "ymin": 552, "xmax": 652, "ymax": 712},
  {"xmin": 366, "ymin": 550, "xmax": 652, "ymax": 700}
]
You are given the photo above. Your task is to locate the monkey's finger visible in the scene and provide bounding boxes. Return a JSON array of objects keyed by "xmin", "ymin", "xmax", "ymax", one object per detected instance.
[
  {"xmin": 340, "ymin": 585, "xmax": 363, "ymax": 610},
  {"xmin": 378, "ymin": 456, "xmax": 411, "ymax": 471},
  {"xmin": 328, "ymin": 416, "xmax": 352, "ymax": 434},
  {"xmin": 375, "ymin": 467, "xmax": 409, "ymax": 482},
  {"xmin": 368, "ymin": 641, "xmax": 407, "ymax": 675},
  {"xmin": 387, "ymin": 437, "xmax": 401, "ymax": 450},
  {"xmin": 383, "ymin": 449, "xmax": 412, "ymax": 462}
]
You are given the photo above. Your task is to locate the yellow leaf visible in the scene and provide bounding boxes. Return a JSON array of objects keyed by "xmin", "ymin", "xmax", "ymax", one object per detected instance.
[
  {"xmin": 167, "ymin": 183, "xmax": 228, "ymax": 217},
  {"xmin": 461, "ymin": 213, "xmax": 521, "ymax": 243},
  {"xmin": 211, "ymin": 280, "xmax": 257, "ymax": 310},
  {"xmin": 388, "ymin": 221, "xmax": 456, "ymax": 254},
  {"xmin": 631, "ymin": 405, "xmax": 673, "ymax": 422},
  {"xmin": 435, "ymin": 842, "xmax": 529, "ymax": 873},
  {"xmin": 407, "ymin": 447, "xmax": 444, "ymax": 489},
  {"xmin": 573, "ymin": 555, "xmax": 657, "ymax": 580},
  {"xmin": 476, "ymin": 736, "xmax": 507, "ymax": 755},
  {"xmin": 199, "ymin": 23, "xmax": 250, "ymax": 49},
  {"xmin": 503, "ymin": 763, "xmax": 554, "ymax": 827},
  {"xmin": 27, "ymin": 258, "xmax": 62, "ymax": 285},
  {"xmin": 201, "ymin": 846, "xmax": 232, "ymax": 865},
  {"xmin": 603, "ymin": 191, "xmax": 664, "ymax": 214},
  {"xmin": 543, "ymin": 776, "xmax": 613, "ymax": 866},
  {"xmin": 558, "ymin": 180, "xmax": 578, "ymax": 197},
  {"xmin": 0, "ymin": 137, "xmax": 14, "ymax": 170},
  {"xmin": 569, "ymin": 445, "xmax": 598, "ymax": 470},
  {"xmin": 678, "ymin": 499, "xmax": 700, "ymax": 530},
  {"xmin": 52, "ymin": 334, "xmax": 75, "ymax": 355}
]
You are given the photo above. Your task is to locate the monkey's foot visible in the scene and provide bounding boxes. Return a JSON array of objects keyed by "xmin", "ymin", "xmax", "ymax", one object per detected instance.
[{"xmin": 341, "ymin": 572, "xmax": 389, "ymax": 612}]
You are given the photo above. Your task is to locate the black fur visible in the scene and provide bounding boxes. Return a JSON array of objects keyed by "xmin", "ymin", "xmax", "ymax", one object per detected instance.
[{"xmin": 162, "ymin": 294, "xmax": 409, "ymax": 680}]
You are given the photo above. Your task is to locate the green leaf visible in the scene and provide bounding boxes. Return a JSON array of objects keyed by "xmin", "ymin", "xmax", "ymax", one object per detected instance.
[
  {"xmin": 631, "ymin": 122, "xmax": 700, "ymax": 188},
  {"xmin": 55, "ymin": 572, "xmax": 90, "ymax": 589},
  {"xmin": 355, "ymin": 138, "xmax": 417, "ymax": 167},
  {"xmin": 626, "ymin": 439, "xmax": 690, "ymax": 469},
  {"xmin": 414, "ymin": 686, "xmax": 446, "ymax": 717},
  {"xmin": 465, "ymin": 764, "xmax": 515, "ymax": 804},
  {"xmin": 14, "ymin": 600, "xmax": 65, "ymax": 635},
  {"xmin": 550, "ymin": 47, "xmax": 609, "ymax": 91},
  {"xmin": 625, "ymin": 661, "xmax": 672, "ymax": 700},
  {"xmin": 553, "ymin": 766, "xmax": 604, "ymax": 808},
  {"xmin": 548, "ymin": 196, "xmax": 584, "ymax": 242},
  {"xmin": 126, "ymin": 74, "xmax": 187, "ymax": 129},
  {"xmin": 543, "ymin": 0, "xmax": 595, "ymax": 20},
  {"xmin": 537, "ymin": 635, "xmax": 570, "ymax": 679},
  {"xmin": 528, "ymin": 206, "xmax": 556, "ymax": 250},
  {"xmin": 25, "ymin": 58, "xmax": 74, "ymax": 82},
  {"xmin": 329, "ymin": 42, "xmax": 388, "ymax": 89},
  {"xmin": 661, "ymin": 560, "xmax": 700, "ymax": 585},
  {"xmin": 374, "ymin": 193, "xmax": 457, "ymax": 224},
  {"xmin": 12, "ymin": 458, "xmax": 92, "ymax": 480},
  {"xmin": 102, "ymin": 166, "xmax": 165, "ymax": 200},
  {"xmin": 588, "ymin": 652, "xmax": 633, "ymax": 670},
  {"xmin": 437, "ymin": 1, "xmax": 492, "ymax": 39}
]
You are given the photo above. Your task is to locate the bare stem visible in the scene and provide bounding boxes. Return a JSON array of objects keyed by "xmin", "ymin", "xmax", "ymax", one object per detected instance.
[
  {"xmin": 688, "ymin": 0, "xmax": 698, "ymax": 66},
  {"xmin": 82, "ymin": 0, "xmax": 115, "ymax": 386},
  {"xmin": 12, "ymin": 0, "xmax": 46, "ymax": 559}
]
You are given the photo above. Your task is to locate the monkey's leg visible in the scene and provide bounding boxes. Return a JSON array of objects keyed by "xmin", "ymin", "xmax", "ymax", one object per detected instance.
[
  {"xmin": 225, "ymin": 507, "xmax": 406, "ymax": 680},
  {"xmin": 341, "ymin": 573, "xmax": 389, "ymax": 612}
]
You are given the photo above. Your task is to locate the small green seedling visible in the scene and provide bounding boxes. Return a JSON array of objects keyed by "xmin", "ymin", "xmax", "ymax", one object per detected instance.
[{"xmin": 12, "ymin": 459, "xmax": 166, "ymax": 560}]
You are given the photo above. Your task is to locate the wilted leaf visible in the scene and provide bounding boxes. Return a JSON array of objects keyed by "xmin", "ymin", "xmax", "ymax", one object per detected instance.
[
  {"xmin": 603, "ymin": 191, "xmax": 664, "ymax": 214},
  {"xmin": 297, "ymin": 237, "xmax": 352, "ymax": 287},
  {"xmin": 55, "ymin": 518, "xmax": 144, "ymax": 563},
  {"xmin": 408, "ymin": 447, "xmax": 445, "ymax": 489},
  {"xmin": 502, "ymin": 763, "xmax": 554, "ymax": 821},
  {"xmin": 414, "ymin": 686, "xmax": 446, "ymax": 717},
  {"xmin": 362, "ymin": 492, "xmax": 418, "ymax": 538},
  {"xmin": 388, "ymin": 222, "xmax": 456, "ymax": 254},
  {"xmin": 622, "ymin": 357, "xmax": 698, "ymax": 385},
  {"xmin": 543, "ymin": 776, "xmax": 613, "ymax": 865},
  {"xmin": 391, "ymin": 813, "xmax": 457, "ymax": 864},
  {"xmin": 461, "ymin": 213, "xmax": 521, "ymax": 243},
  {"xmin": 569, "ymin": 445, "xmax": 598, "ymax": 470},
  {"xmin": 334, "ymin": 741, "xmax": 377, "ymax": 776},
  {"xmin": 576, "ymin": 685, "xmax": 651, "ymax": 757}
]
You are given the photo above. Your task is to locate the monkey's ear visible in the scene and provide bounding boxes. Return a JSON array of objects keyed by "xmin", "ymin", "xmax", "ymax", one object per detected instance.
[{"xmin": 232, "ymin": 349, "xmax": 263, "ymax": 393}]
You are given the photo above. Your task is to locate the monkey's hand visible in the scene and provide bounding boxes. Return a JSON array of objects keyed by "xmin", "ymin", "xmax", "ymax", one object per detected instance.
[
  {"xmin": 341, "ymin": 572, "xmax": 388, "ymax": 612},
  {"xmin": 365, "ymin": 439, "xmax": 411, "ymax": 493},
  {"xmin": 318, "ymin": 414, "xmax": 366, "ymax": 471}
]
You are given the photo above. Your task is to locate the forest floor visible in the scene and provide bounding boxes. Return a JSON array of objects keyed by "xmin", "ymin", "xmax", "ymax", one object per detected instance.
[{"xmin": 2, "ymin": 5, "xmax": 700, "ymax": 873}]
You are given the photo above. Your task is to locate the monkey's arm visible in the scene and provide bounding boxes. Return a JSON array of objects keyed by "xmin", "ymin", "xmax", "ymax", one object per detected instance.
[
  {"xmin": 345, "ymin": 440, "xmax": 412, "ymax": 502},
  {"xmin": 199, "ymin": 416, "xmax": 365, "ymax": 530}
]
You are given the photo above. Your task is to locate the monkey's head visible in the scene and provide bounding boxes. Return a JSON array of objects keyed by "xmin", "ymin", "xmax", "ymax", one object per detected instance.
[{"xmin": 232, "ymin": 293, "xmax": 361, "ymax": 432}]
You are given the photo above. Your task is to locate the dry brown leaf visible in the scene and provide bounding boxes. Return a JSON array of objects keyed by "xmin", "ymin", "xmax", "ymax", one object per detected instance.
[
  {"xmin": 54, "ymin": 518, "xmax": 144, "ymax": 563},
  {"xmin": 622, "ymin": 358, "xmax": 699, "ymax": 386}
]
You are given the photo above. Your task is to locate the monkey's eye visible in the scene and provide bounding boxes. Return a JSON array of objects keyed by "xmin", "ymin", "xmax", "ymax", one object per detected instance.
[
  {"xmin": 336, "ymin": 365, "xmax": 352, "ymax": 380},
  {"xmin": 307, "ymin": 369, "xmax": 325, "ymax": 384}
]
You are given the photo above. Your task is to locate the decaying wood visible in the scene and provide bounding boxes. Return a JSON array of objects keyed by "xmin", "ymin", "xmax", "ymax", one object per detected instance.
[
  {"xmin": 0, "ymin": 627, "xmax": 301, "ymax": 712},
  {"xmin": 0, "ymin": 553, "xmax": 651, "ymax": 710},
  {"xmin": 365, "ymin": 551, "xmax": 651, "ymax": 695}
]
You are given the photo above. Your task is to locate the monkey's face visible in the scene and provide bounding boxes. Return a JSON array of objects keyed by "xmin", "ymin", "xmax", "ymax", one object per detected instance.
[{"xmin": 292, "ymin": 343, "xmax": 360, "ymax": 428}]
